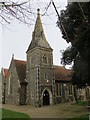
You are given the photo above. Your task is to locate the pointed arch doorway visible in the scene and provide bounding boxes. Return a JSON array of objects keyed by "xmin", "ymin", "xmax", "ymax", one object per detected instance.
[{"xmin": 43, "ymin": 90, "xmax": 50, "ymax": 106}]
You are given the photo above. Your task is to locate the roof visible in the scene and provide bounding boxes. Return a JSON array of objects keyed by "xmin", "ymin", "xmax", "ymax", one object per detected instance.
[
  {"xmin": 3, "ymin": 69, "xmax": 8, "ymax": 78},
  {"xmin": 13, "ymin": 62, "xmax": 72, "ymax": 82},
  {"xmin": 14, "ymin": 60, "xmax": 26, "ymax": 83},
  {"xmin": 2, "ymin": 59, "xmax": 72, "ymax": 83},
  {"xmin": 26, "ymin": 9, "xmax": 52, "ymax": 52},
  {"xmin": 54, "ymin": 65, "xmax": 72, "ymax": 82}
]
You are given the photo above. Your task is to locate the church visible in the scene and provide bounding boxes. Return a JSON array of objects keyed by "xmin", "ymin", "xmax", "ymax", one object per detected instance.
[{"xmin": 1, "ymin": 9, "xmax": 89, "ymax": 107}]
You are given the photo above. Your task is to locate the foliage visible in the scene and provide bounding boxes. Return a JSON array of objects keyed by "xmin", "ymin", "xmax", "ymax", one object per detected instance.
[{"xmin": 58, "ymin": 2, "xmax": 89, "ymax": 88}]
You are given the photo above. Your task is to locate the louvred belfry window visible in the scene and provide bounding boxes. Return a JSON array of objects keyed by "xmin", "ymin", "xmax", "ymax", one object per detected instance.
[{"xmin": 43, "ymin": 54, "xmax": 47, "ymax": 64}]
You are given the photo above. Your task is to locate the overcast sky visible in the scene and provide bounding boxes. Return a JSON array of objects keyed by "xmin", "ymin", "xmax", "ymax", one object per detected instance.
[{"xmin": 0, "ymin": 0, "xmax": 71, "ymax": 70}]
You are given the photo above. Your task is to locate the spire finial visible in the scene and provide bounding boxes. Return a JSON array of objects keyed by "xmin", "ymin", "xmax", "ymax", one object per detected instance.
[
  {"xmin": 37, "ymin": 8, "xmax": 40, "ymax": 15},
  {"xmin": 12, "ymin": 54, "xmax": 14, "ymax": 59}
]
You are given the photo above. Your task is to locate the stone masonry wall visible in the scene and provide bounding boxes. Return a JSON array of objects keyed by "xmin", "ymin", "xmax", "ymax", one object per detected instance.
[{"xmin": 6, "ymin": 59, "xmax": 20, "ymax": 105}]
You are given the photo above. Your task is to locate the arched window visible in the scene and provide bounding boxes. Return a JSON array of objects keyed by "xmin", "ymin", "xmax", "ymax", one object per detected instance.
[
  {"xmin": 8, "ymin": 75, "xmax": 13, "ymax": 95},
  {"xmin": 44, "ymin": 73, "xmax": 48, "ymax": 80},
  {"xmin": 10, "ymin": 78, "xmax": 13, "ymax": 95},
  {"xmin": 42, "ymin": 54, "xmax": 47, "ymax": 64},
  {"xmin": 8, "ymin": 76, "xmax": 10, "ymax": 95},
  {"xmin": 56, "ymin": 84, "xmax": 58, "ymax": 96},
  {"xmin": 69, "ymin": 85, "xmax": 72, "ymax": 95},
  {"xmin": 29, "ymin": 57, "xmax": 32, "ymax": 65},
  {"xmin": 59, "ymin": 84, "xmax": 62, "ymax": 96}
]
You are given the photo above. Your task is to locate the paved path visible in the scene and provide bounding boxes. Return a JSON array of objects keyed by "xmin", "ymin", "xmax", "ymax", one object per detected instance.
[{"xmin": 2, "ymin": 102, "xmax": 88, "ymax": 118}]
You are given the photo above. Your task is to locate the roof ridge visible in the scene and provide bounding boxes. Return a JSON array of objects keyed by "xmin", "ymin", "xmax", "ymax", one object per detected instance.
[
  {"xmin": 54, "ymin": 65, "xmax": 64, "ymax": 68},
  {"xmin": 54, "ymin": 65, "xmax": 72, "ymax": 70},
  {"xmin": 14, "ymin": 59, "xmax": 26, "ymax": 62},
  {"xmin": 3, "ymin": 68, "xmax": 8, "ymax": 70}
]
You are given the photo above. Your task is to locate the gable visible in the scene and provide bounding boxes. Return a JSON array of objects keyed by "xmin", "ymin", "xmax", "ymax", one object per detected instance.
[{"xmin": 14, "ymin": 60, "xmax": 26, "ymax": 83}]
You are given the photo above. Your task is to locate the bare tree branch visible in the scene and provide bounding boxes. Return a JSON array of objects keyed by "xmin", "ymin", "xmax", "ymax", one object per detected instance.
[
  {"xmin": 0, "ymin": 14, "xmax": 10, "ymax": 23},
  {"xmin": 51, "ymin": 0, "xmax": 70, "ymax": 43},
  {"xmin": 0, "ymin": 0, "xmax": 59, "ymax": 27},
  {"xmin": 0, "ymin": 0, "xmax": 35, "ymax": 26},
  {"xmin": 0, "ymin": 1, "xmax": 29, "ymax": 7},
  {"xmin": 42, "ymin": 1, "xmax": 51, "ymax": 16}
]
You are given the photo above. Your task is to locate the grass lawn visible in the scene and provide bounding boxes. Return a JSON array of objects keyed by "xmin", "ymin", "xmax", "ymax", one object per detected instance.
[
  {"xmin": 2, "ymin": 108, "xmax": 30, "ymax": 118},
  {"xmin": 71, "ymin": 100, "xmax": 89, "ymax": 120},
  {"xmin": 73, "ymin": 100, "xmax": 88, "ymax": 106},
  {"xmin": 70, "ymin": 114, "xmax": 89, "ymax": 120},
  {"xmin": 2, "ymin": 101, "xmax": 89, "ymax": 119}
]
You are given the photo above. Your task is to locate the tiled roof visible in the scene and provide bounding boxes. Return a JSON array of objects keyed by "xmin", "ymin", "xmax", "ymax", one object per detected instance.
[
  {"xmin": 3, "ymin": 60, "xmax": 72, "ymax": 83},
  {"xmin": 3, "ymin": 69, "xmax": 8, "ymax": 78},
  {"xmin": 54, "ymin": 65, "xmax": 72, "ymax": 82},
  {"xmin": 14, "ymin": 60, "xmax": 26, "ymax": 83}
]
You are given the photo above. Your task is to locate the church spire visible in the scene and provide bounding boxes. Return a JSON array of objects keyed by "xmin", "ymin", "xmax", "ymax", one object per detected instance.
[
  {"xmin": 33, "ymin": 8, "xmax": 45, "ymax": 40},
  {"xmin": 26, "ymin": 9, "xmax": 52, "ymax": 52}
]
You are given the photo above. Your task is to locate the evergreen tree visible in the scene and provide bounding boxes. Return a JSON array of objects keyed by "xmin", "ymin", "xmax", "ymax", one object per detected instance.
[{"xmin": 58, "ymin": 2, "xmax": 89, "ymax": 88}]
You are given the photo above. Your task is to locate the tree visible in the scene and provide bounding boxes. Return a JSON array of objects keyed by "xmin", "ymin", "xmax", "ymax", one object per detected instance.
[{"xmin": 58, "ymin": 2, "xmax": 89, "ymax": 88}]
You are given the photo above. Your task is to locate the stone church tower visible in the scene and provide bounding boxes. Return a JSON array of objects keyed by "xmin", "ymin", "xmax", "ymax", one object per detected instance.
[{"xmin": 26, "ymin": 9, "xmax": 56, "ymax": 107}]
